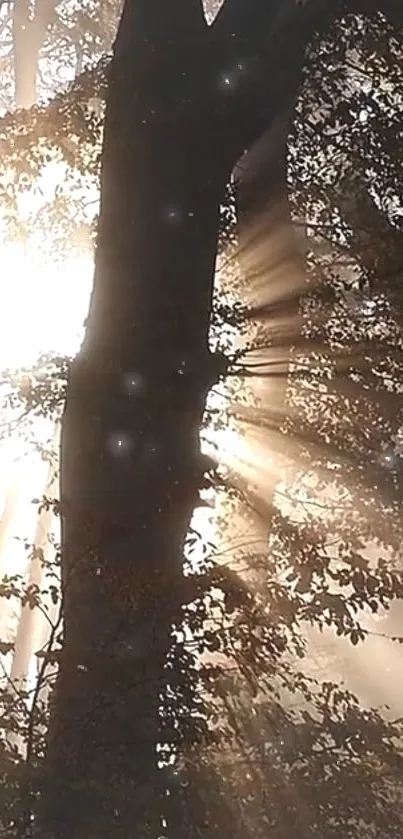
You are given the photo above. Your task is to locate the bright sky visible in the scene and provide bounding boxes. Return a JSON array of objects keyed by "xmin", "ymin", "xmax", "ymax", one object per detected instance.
[
  {"xmin": 0, "ymin": 161, "xmax": 94, "ymax": 368},
  {"xmin": 0, "ymin": 167, "xmax": 93, "ymax": 647},
  {"xmin": 0, "ymin": 244, "xmax": 92, "ymax": 368}
]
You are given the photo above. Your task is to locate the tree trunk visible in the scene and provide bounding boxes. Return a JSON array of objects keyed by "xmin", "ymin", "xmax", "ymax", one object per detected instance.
[
  {"xmin": 9, "ymin": 457, "xmax": 58, "ymax": 700},
  {"xmin": 12, "ymin": 0, "xmax": 56, "ymax": 109},
  {"xmin": 39, "ymin": 1, "xmax": 324, "ymax": 835},
  {"xmin": 0, "ymin": 475, "xmax": 22, "ymax": 581},
  {"xmin": 40, "ymin": 6, "xmax": 237, "ymax": 838}
]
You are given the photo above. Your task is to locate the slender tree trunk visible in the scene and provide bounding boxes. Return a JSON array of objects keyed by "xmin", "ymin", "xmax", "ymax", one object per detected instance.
[
  {"xmin": 0, "ymin": 475, "xmax": 22, "ymax": 581},
  {"xmin": 12, "ymin": 0, "xmax": 56, "ymax": 109},
  {"xmin": 10, "ymin": 457, "xmax": 58, "ymax": 698}
]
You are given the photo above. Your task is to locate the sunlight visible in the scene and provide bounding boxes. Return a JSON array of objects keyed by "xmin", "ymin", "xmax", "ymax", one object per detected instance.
[
  {"xmin": 0, "ymin": 204, "xmax": 93, "ymax": 725},
  {"xmin": 0, "ymin": 204, "xmax": 240, "ymax": 591},
  {"xmin": 0, "ymin": 205, "xmax": 243, "ymax": 710},
  {"xmin": 0, "ymin": 221, "xmax": 92, "ymax": 657},
  {"xmin": 1, "ymin": 153, "xmax": 398, "ymax": 742},
  {"xmin": 0, "ymin": 245, "xmax": 92, "ymax": 370}
]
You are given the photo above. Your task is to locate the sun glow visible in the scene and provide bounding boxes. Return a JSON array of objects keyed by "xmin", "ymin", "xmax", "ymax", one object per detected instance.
[
  {"xmin": 0, "ymin": 212, "xmax": 240, "ymax": 588},
  {"xmin": 0, "ymin": 243, "xmax": 92, "ymax": 369},
  {"xmin": 0, "ymin": 231, "xmax": 93, "ymax": 656}
]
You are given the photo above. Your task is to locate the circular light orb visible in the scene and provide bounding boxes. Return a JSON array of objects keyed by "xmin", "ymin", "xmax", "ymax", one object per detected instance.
[
  {"xmin": 107, "ymin": 431, "xmax": 134, "ymax": 457},
  {"xmin": 122, "ymin": 371, "xmax": 145, "ymax": 396}
]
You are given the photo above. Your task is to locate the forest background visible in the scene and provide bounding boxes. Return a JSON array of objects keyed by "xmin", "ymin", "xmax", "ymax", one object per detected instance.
[{"xmin": 0, "ymin": 1, "xmax": 403, "ymax": 837}]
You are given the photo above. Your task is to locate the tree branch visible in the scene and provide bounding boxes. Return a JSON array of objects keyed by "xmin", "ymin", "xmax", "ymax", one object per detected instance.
[
  {"xmin": 113, "ymin": 0, "xmax": 207, "ymax": 62},
  {"xmin": 214, "ymin": 0, "xmax": 402, "ymax": 59},
  {"xmin": 209, "ymin": 0, "xmax": 403, "ymax": 172},
  {"xmin": 207, "ymin": 1, "xmax": 312, "ymax": 165}
]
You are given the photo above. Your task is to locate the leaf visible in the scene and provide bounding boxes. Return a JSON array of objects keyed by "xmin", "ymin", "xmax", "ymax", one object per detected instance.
[{"xmin": 0, "ymin": 641, "xmax": 14, "ymax": 655}]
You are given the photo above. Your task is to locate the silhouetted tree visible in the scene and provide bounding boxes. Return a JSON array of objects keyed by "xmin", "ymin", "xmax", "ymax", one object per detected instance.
[{"xmin": 1, "ymin": 2, "xmax": 403, "ymax": 839}]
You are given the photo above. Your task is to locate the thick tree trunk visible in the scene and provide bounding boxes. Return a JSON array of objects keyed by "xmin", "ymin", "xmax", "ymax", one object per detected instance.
[
  {"xmin": 39, "ymin": 1, "xmax": 322, "ymax": 835},
  {"xmin": 40, "ymin": 6, "xmax": 236, "ymax": 838}
]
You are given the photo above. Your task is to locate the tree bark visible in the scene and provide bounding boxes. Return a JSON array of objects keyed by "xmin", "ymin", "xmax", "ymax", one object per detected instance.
[
  {"xmin": 38, "ymin": 1, "xmax": 360, "ymax": 836},
  {"xmin": 12, "ymin": 0, "xmax": 56, "ymax": 109},
  {"xmin": 40, "ymin": 5, "xmax": 235, "ymax": 837}
]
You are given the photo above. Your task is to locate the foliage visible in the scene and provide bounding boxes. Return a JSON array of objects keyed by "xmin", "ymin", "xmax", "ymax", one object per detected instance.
[
  {"xmin": 0, "ymin": 0, "xmax": 120, "ymax": 113},
  {"xmin": 0, "ymin": 3, "xmax": 403, "ymax": 838}
]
